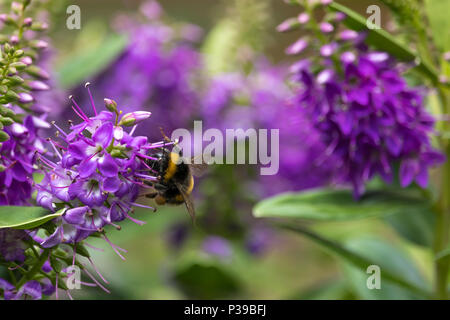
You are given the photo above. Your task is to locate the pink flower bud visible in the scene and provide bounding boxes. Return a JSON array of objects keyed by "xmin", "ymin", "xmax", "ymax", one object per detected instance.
[{"xmin": 119, "ymin": 111, "xmax": 152, "ymax": 126}]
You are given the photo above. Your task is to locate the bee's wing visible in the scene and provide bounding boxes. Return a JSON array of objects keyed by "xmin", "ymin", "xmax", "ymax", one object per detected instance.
[
  {"xmin": 188, "ymin": 154, "xmax": 212, "ymax": 177},
  {"xmin": 174, "ymin": 181, "xmax": 196, "ymax": 223}
]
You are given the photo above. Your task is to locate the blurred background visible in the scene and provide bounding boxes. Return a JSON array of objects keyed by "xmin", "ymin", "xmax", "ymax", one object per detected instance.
[{"xmin": 36, "ymin": 0, "xmax": 436, "ymax": 299}]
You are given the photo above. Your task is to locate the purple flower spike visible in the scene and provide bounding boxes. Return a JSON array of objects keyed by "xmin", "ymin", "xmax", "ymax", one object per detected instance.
[
  {"xmin": 36, "ymin": 86, "xmax": 160, "ymax": 247},
  {"xmin": 290, "ymin": 47, "xmax": 444, "ymax": 197}
]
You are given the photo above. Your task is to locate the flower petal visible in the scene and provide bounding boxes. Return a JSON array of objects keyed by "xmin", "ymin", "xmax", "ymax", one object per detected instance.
[
  {"xmin": 98, "ymin": 153, "xmax": 119, "ymax": 177},
  {"xmin": 64, "ymin": 206, "xmax": 89, "ymax": 225},
  {"xmin": 102, "ymin": 177, "xmax": 121, "ymax": 193},
  {"xmin": 78, "ymin": 158, "xmax": 98, "ymax": 178},
  {"xmin": 93, "ymin": 122, "xmax": 113, "ymax": 147},
  {"xmin": 399, "ymin": 159, "xmax": 418, "ymax": 187}
]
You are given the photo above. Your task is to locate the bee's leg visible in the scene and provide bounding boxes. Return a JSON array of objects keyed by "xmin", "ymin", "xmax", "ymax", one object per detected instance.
[
  {"xmin": 143, "ymin": 180, "xmax": 155, "ymax": 187},
  {"xmin": 144, "ymin": 192, "xmax": 158, "ymax": 199},
  {"xmin": 154, "ymin": 183, "xmax": 168, "ymax": 191}
]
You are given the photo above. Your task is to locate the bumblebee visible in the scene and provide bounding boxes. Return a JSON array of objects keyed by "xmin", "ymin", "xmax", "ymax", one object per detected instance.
[{"xmin": 145, "ymin": 148, "xmax": 207, "ymax": 222}]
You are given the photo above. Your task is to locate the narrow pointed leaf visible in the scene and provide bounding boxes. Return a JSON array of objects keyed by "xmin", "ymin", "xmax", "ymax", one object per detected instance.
[
  {"xmin": 0, "ymin": 206, "xmax": 65, "ymax": 229},
  {"xmin": 280, "ymin": 224, "xmax": 430, "ymax": 297},
  {"xmin": 253, "ymin": 189, "xmax": 430, "ymax": 221}
]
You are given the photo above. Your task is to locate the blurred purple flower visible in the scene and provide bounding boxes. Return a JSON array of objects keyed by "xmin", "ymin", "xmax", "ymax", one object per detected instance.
[
  {"xmin": 165, "ymin": 222, "xmax": 190, "ymax": 250},
  {"xmin": 202, "ymin": 236, "xmax": 232, "ymax": 259},
  {"xmin": 286, "ymin": 29, "xmax": 444, "ymax": 197},
  {"xmin": 245, "ymin": 227, "xmax": 273, "ymax": 256},
  {"xmin": 203, "ymin": 59, "xmax": 336, "ymax": 194},
  {"xmin": 69, "ymin": 2, "xmax": 202, "ymax": 139}
]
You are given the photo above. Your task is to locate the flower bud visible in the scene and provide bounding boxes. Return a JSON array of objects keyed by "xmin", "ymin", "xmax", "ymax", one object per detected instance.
[
  {"xmin": 0, "ymin": 130, "xmax": 10, "ymax": 142},
  {"xmin": 104, "ymin": 98, "xmax": 118, "ymax": 113},
  {"xmin": 444, "ymin": 51, "xmax": 450, "ymax": 62},
  {"xmin": 11, "ymin": 2, "xmax": 23, "ymax": 13},
  {"xmin": 20, "ymin": 56, "xmax": 33, "ymax": 65},
  {"xmin": 119, "ymin": 111, "xmax": 152, "ymax": 126},
  {"xmin": 31, "ymin": 40, "xmax": 48, "ymax": 50},
  {"xmin": 277, "ymin": 18, "xmax": 300, "ymax": 33},
  {"xmin": 23, "ymin": 17, "xmax": 32, "ymax": 27},
  {"xmin": 14, "ymin": 49, "xmax": 24, "ymax": 57},
  {"xmin": 28, "ymin": 80, "xmax": 49, "ymax": 91},
  {"xmin": 3, "ymin": 43, "xmax": 12, "ymax": 54},
  {"xmin": 10, "ymin": 35, "xmax": 19, "ymax": 45},
  {"xmin": 30, "ymin": 22, "xmax": 48, "ymax": 31},
  {"xmin": 298, "ymin": 13, "xmax": 309, "ymax": 24},
  {"xmin": 18, "ymin": 92, "xmax": 34, "ymax": 103},
  {"xmin": 7, "ymin": 75, "xmax": 24, "ymax": 85},
  {"xmin": 4, "ymin": 90, "xmax": 20, "ymax": 102},
  {"xmin": 25, "ymin": 65, "xmax": 50, "ymax": 79},
  {"xmin": 0, "ymin": 116, "xmax": 14, "ymax": 126},
  {"xmin": 0, "ymin": 105, "xmax": 14, "ymax": 117},
  {"xmin": 10, "ymin": 61, "xmax": 27, "ymax": 70}
]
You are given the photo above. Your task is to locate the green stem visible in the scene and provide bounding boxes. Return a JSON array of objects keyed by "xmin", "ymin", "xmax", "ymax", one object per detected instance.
[
  {"xmin": 304, "ymin": 1, "xmax": 342, "ymax": 75},
  {"xmin": 434, "ymin": 86, "xmax": 450, "ymax": 299},
  {"xmin": 8, "ymin": 268, "xmax": 17, "ymax": 286},
  {"xmin": 16, "ymin": 248, "xmax": 50, "ymax": 289}
]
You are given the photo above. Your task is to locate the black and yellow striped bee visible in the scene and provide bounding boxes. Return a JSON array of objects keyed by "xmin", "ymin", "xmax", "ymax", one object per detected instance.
[{"xmin": 145, "ymin": 147, "xmax": 208, "ymax": 222}]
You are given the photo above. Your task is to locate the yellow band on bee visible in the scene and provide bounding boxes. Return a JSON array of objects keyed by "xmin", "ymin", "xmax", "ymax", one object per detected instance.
[
  {"xmin": 164, "ymin": 152, "xmax": 179, "ymax": 181},
  {"xmin": 187, "ymin": 176, "xmax": 194, "ymax": 194}
]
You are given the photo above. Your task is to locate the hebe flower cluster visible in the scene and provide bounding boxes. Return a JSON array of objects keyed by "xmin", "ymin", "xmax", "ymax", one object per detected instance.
[
  {"xmin": 33, "ymin": 85, "xmax": 163, "ymax": 251},
  {"xmin": 279, "ymin": 0, "xmax": 445, "ymax": 197},
  {"xmin": 0, "ymin": 0, "xmax": 54, "ymax": 205},
  {"xmin": 0, "ymin": 1, "xmax": 50, "ymax": 141}
]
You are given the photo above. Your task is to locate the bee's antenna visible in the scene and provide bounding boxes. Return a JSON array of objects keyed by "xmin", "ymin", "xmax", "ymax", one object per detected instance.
[{"xmin": 159, "ymin": 127, "xmax": 171, "ymax": 143}]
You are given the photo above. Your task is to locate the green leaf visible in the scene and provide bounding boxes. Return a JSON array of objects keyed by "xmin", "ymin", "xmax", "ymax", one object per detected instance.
[
  {"xmin": 384, "ymin": 208, "xmax": 434, "ymax": 247},
  {"xmin": 280, "ymin": 224, "xmax": 430, "ymax": 297},
  {"xmin": 0, "ymin": 207, "xmax": 65, "ymax": 229},
  {"xmin": 341, "ymin": 237, "xmax": 429, "ymax": 299},
  {"xmin": 287, "ymin": 279, "xmax": 354, "ymax": 300},
  {"xmin": 56, "ymin": 34, "xmax": 127, "ymax": 89},
  {"xmin": 424, "ymin": 0, "xmax": 450, "ymax": 52},
  {"xmin": 253, "ymin": 188, "xmax": 430, "ymax": 221},
  {"xmin": 329, "ymin": 2, "xmax": 439, "ymax": 84}
]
